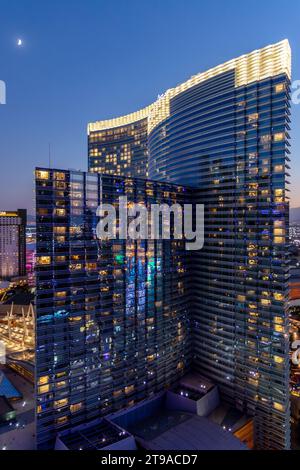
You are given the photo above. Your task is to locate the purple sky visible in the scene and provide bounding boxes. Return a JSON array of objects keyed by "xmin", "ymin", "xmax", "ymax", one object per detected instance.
[{"xmin": 0, "ymin": 0, "xmax": 299, "ymax": 214}]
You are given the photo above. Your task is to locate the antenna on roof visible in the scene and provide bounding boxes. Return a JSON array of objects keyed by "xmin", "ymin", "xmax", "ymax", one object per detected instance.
[{"xmin": 48, "ymin": 143, "xmax": 52, "ymax": 168}]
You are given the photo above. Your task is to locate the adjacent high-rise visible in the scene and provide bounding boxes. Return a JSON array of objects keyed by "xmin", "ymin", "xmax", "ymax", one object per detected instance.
[
  {"xmin": 86, "ymin": 40, "xmax": 291, "ymax": 449},
  {"xmin": 35, "ymin": 168, "xmax": 191, "ymax": 448},
  {"xmin": 0, "ymin": 209, "xmax": 27, "ymax": 280}
]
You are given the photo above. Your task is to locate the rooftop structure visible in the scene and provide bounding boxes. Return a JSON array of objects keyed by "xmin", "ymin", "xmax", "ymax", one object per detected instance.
[
  {"xmin": 56, "ymin": 379, "xmax": 249, "ymax": 451},
  {"xmin": 88, "ymin": 40, "xmax": 290, "ymax": 135},
  {"xmin": 56, "ymin": 419, "xmax": 134, "ymax": 451}
]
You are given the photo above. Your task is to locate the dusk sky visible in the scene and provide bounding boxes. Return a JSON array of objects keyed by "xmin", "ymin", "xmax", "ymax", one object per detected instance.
[{"xmin": 0, "ymin": 0, "xmax": 299, "ymax": 214}]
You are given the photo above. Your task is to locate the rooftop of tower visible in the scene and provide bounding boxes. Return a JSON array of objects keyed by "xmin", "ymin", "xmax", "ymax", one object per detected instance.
[{"xmin": 88, "ymin": 39, "xmax": 291, "ymax": 135}]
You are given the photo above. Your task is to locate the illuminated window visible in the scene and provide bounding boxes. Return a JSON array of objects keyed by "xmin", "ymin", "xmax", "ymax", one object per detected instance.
[
  {"xmin": 70, "ymin": 263, "xmax": 82, "ymax": 271},
  {"xmin": 55, "ymin": 374, "xmax": 66, "ymax": 381},
  {"xmin": 274, "ymin": 164, "xmax": 284, "ymax": 173},
  {"xmin": 54, "ymin": 398, "xmax": 68, "ymax": 408},
  {"xmin": 37, "ymin": 208, "xmax": 49, "ymax": 216},
  {"xmin": 275, "ymin": 83, "xmax": 285, "ymax": 93},
  {"xmin": 248, "ymin": 113, "xmax": 259, "ymax": 122},
  {"xmin": 125, "ymin": 385, "xmax": 135, "ymax": 394},
  {"xmin": 55, "ymin": 208, "xmax": 66, "ymax": 217},
  {"xmin": 273, "ymin": 402, "xmax": 284, "ymax": 411},
  {"xmin": 274, "ymin": 220, "xmax": 284, "ymax": 228},
  {"xmin": 274, "ymin": 292, "xmax": 284, "ymax": 301},
  {"xmin": 86, "ymin": 262, "xmax": 97, "ymax": 270},
  {"xmin": 275, "ymin": 324, "xmax": 284, "ymax": 332},
  {"xmin": 55, "ymin": 256, "xmax": 66, "ymax": 263},
  {"xmin": 54, "ymin": 226, "xmax": 66, "ymax": 234},
  {"xmin": 37, "ymin": 256, "xmax": 51, "ymax": 265},
  {"xmin": 56, "ymin": 381, "xmax": 66, "ymax": 388},
  {"xmin": 55, "ymin": 416, "xmax": 68, "ymax": 425},
  {"xmin": 237, "ymin": 131, "xmax": 246, "ymax": 139},
  {"xmin": 249, "ymin": 152, "xmax": 258, "ymax": 162},
  {"xmin": 55, "ymin": 291, "xmax": 67, "ymax": 298},
  {"xmin": 260, "ymin": 134, "xmax": 271, "ymax": 144},
  {"xmin": 261, "ymin": 299, "xmax": 271, "ymax": 306},
  {"xmin": 36, "ymin": 170, "xmax": 49, "ymax": 180},
  {"xmin": 70, "ymin": 403, "xmax": 82, "ymax": 414},
  {"xmin": 38, "ymin": 376, "xmax": 49, "ymax": 385},
  {"xmin": 274, "ymin": 356, "xmax": 284, "ymax": 364},
  {"xmin": 274, "ymin": 132, "xmax": 284, "ymax": 142},
  {"xmin": 39, "ymin": 384, "xmax": 50, "ymax": 394},
  {"xmin": 54, "ymin": 172, "xmax": 65, "ymax": 181}
]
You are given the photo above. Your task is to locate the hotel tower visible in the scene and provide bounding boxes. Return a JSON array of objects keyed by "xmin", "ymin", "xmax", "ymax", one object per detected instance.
[{"xmin": 36, "ymin": 40, "xmax": 291, "ymax": 449}]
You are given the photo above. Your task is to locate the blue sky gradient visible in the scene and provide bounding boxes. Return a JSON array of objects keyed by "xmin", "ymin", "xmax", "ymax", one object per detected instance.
[{"xmin": 0, "ymin": 0, "xmax": 299, "ymax": 213}]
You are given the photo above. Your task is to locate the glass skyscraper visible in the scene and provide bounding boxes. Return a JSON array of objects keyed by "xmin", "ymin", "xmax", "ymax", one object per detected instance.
[
  {"xmin": 35, "ymin": 169, "xmax": 191, "ymax": 448},
  {"xmin": 86, "ymin": 40, "xmax": 291, "ymax": 449}
]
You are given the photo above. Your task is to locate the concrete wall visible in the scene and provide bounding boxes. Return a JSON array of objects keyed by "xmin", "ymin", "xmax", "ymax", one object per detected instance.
[
  {"xmin": 166, "ymin": 386, "xmax": 220, "ymax": 417},
  {"xmin": 197, "ymin": 386, "xmax": 220, "ymax": 416},
  {"xmin": 103, "ymin": 436, "xmax": 137, "ymax": 450},
  {"xmin": 166, "ymin": 390, "xmax": 197, "ymax": 414}
]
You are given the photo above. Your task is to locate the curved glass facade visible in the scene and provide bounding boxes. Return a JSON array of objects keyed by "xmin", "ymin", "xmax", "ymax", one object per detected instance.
[
  {"xmin": 84, "ymin": 40, "xmax": 291, "ymax": 449},
  {"xmin": 150, "ymin": 70, "xmax": 291, "ymax": 449}
]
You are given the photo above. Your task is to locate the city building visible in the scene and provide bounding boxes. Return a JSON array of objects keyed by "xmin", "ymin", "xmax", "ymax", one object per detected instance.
[
  {"xmin": 26, "ymin": 248, "xmax": 36, "ymax": 287},
  {"xmin": 55, "ymin": 378, "xmax": 250, "ymax": 451},
  {"xmin": 0, "ymin": 210, "xmax": 27, "ymax": 280},
  {"xmin": 26, "ymin": 219, "xmax": 36, "ymax": 287},
  {"xmin": 88, "ymin": 119, "xmax": 148, "ymax": 178},
  {"xmin": 87, "ymin": 40, "xmax": 292, "ymax": 449},
  {"xmin": 35, "ymin": 168, "xmax": 191, "ymax": 448}
]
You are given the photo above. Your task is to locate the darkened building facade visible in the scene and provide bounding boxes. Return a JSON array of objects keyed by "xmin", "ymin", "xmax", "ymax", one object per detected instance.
[
  {"xmin": 0, "ymin": 209, "xmax": 27, "ymax": 280},
  {"xmin": 35, "ymin": 168, "xmax": 191, "ymax": 448},
  {"xmin": 87, "ymin": 40, "xmax": 291, "ymax": 449}
]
